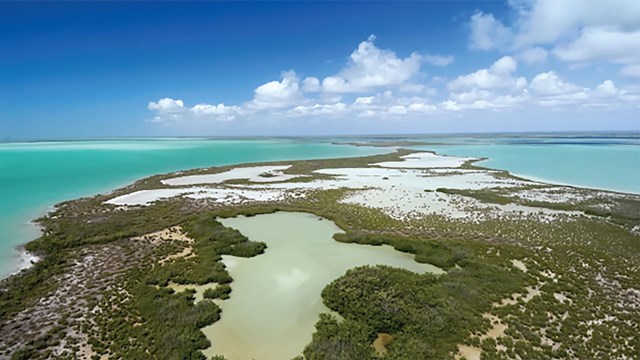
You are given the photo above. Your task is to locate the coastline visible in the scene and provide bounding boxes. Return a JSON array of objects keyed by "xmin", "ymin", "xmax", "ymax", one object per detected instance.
[
  {"xmin": 7, "ymin": 146, "xmax": 639, "ymax": 277},
  {"xmin": 410, "ymin": 143, "xmax": 640, "ymax": 195},
  {"xmin": 1, "ymin": 147, "xmax": 638, "ymax": 359},
  {"xmin": 0, "ymin": 140, "xmax": 392, "ymax": 278},
  {"xmin": 477, "ymin": 165, "xmax": 640, "ymax": 195},
  {"xmin": 12, "ymin": 247, "xmax": 41, "ymax": 276}
]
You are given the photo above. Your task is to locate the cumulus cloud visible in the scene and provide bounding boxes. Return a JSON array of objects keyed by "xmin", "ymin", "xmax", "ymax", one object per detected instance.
[
  {"xmin": 468, "ymin": 12, "xmax": 512, "ymax": 51},
  {"xmin": 553, "ymin": 28, "xmax": 640, "ymax": 64},
  {"xmin": 422, "ymin": 54, "xmax": 455, "ymax": 66},
  {"xmin": 529, "ymin": 71, "xmax": 583, "ymax": 96},
  {"xmin": 468, "ymin": 0, "xmax": 640, "ymax": 70},
  {"xmin": 302, "ymin": 77, "xmax": 321, "ymax": 92},
  {"xmin": 513, "ymin": 0, "xmax": 640, "ymax": 47},
  {"xmin": 148, "ymin": 98, "xmax": 184, "ymax": 112},
  {"xmin": 407, "ymin": 102, "xmax": 437, "ymax": 112},
  {"xmin": 190, "ymin": 103, "xmax": 240, "ymax": 121},
  {"xmin": 528, "ymin": 71, "xmax": 592, "ymax": 106},
  {"xmin": 448, "ymin": 56, "xmax": 526, "ymax": 91},
  {"xmin": 147, "ymin": 34, "xmax": 640, "ymax": 127},
  {"xmin": 190, "ymin": 103, "xmax": 239, "ymax": 115},
  {"xmin": 320, "ymin": 35, "xmax": 422, "ymax": 93},
  {"xmin": 354, "ymin": 96, "xmax": 374, "ymax": 106},
  {"xmin": 250, "ymin": 70, "xmax": 303, "ymax": 109},
  {"xmin": 519, "ymin": 47, "xmax": 549, "ymax": 65},
  {"xmin": 287, "ymin": 103, "xmax": 347, "ymax": 117},
  {"xmin": 594, "ymin": 80, "xmax": 619, "ymax": 98},
  {"xmin": 148, "ymin": 99, "xmax": 242, "ymax": 124}
]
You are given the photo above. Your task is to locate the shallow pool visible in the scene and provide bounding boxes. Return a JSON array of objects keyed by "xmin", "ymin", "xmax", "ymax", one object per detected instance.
[{"xmin": 202, "ymin": 211, "xmax": 443, "ymax": 359}]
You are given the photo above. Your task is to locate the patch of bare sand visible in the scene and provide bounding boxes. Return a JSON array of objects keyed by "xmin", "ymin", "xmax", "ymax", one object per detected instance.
[
  {"xmin": 373, "ymin": 333, "xmax": 394, "ymax": 355},
  {"xmin": 133, "ymin": 226, "xmax": 195, "ymax": 265}
]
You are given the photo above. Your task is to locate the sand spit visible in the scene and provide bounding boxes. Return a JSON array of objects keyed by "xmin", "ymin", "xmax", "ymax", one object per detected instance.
[
  {"xmin": 104, "ymin": 152, "xmax": 585, "ymax": 224},
  {"xmin": 106, "ymin": 187, "xmax": 285, "ymax": 206},
  {"xmin": 374, "ymin": 152, "xmax": 475, "ymax": 169},
  {"xmin": 162, "ymin": 165, "xmax": 303, "ymax": 185}
]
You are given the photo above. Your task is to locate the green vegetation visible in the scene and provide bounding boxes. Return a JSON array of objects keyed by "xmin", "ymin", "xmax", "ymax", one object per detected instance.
[
  {"xmin": 82, "ymin": 214, "xmax": 267, "ymax": 359},
  {"xmin": 306, "ymin": 256, "xmax": 526, "ymax": 359},
  {"xmin": 91, "ymin": 285, "xmax": 219, "ymax": 360},
  {"xmin": 334, "ymin": 232, "xmax": 469, "ymax": 270},
  {"xmin": 436, "ymin": 186, "xmax": 640, "ymax": 228},
  {"xmin": 1, "ymin": 149, "xmax": 638, "ymax": 359},
  {"xmin": 146, "ymin": 215, "xmax": 266, "ymax": 286},
  {"xmin": 203, "ymin": 285, "xmax": 232, "ymax": 300}
]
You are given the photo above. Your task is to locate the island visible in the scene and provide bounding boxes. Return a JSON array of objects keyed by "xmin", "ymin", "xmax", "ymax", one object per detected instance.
[{"xmin": 1, "ymin": 149, "xmax": 638, "ymax": 360}]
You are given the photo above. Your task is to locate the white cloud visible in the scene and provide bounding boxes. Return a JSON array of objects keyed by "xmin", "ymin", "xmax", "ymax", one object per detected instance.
[
  {"xmin": 147, "ymin": 33, "xmax": 640, "ymax": 127},
  {"xmin": 468, "ymin": 12, "xmax": 512, "ymax": 51},
  {"xmin": 422, "ymin": 54, "xmax": 455, "ymax": 66},
  {"xmin": 621, "ymin": 64, "xmax": 640, "ymax": 78},
  {"xmin": 444, "ymin": 56, "xmax": 537, "ymax": 111},
  {"xmin": 148, "ymin": 98, "xmax": 184, "ymax": 112},
  {"xmin": 322, "ymin": 76, "xmax": 349, "ymax": 93},
  {"xmin": 553, "ymin": 28, "xmax": 640, "ymax": 64},
  {"xmin": 491, "ymin": 56, "xmax": 518, "ymax": 74},
  {"xmin": 287, "ymin": 103, "xmax": 347, "ymax": 116},
  {"xmin": 528, "ymin": 71, "xmax": 592, "ymax": 106},
  {"xmin": 513, "ymin": 0, "xmax": 640, "ymax": 47},
  {"xmin": 399, "ymin": 84, "xmax": 426, "ymax": 93},
  {"xmin": 440, "ymin": 100, "xmax": 461, "ymax": 111},
  {"xmin": 189, "ymin": 103, "xmax": 240, "ymax": 121},
  {"xmin": 321, "ymin": 35, "xmax": 422, "ymax": 93},
  {"xmin": 388, "ymin": 105, "xmax": 408, "ymax": 115},
  {"xmin": 594, "ymin": 80, "xmax": 619, "ymax": 98},
  {"xmin": 468, "ymin": 0, "xmax": 640, "ymax": 70},
  {"xmin": 251, "ymin": 70, "xmax": 303, "ymax": 108},
  {"xmin": 407, "ymin": 102, "xmax": 437, "ymax": 112},
  {"xmin": 520, "ymin": 47, "xmax": 549, "ymax": 65},
  {"xmin": 448, "ymin": 56, "xmax": 526, "ymax": 91},
  {"xmin": 529, "ymin": 71, "xmax": 582, "ymax": 96},
  {"xmin": 354, "ymin": 96, "xmax": 374, "ymax": 106},
  {"xmin": 190, "ymin": 103, "xmax": 239, "ymax": 115},
  {"xmin": 302, "ymin": 77, "xmax": 321, "ymax": 92}
]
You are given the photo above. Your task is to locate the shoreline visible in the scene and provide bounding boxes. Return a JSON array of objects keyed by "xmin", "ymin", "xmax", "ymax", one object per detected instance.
[
  {"xmin": 12, "ymin": 247, "xmax": 41, "ymax": 276},
  {"xmin": 1, "ymin": 147, "xmax": 638, "ymax": 359},
  {"xmin": 479, "ymin": 166, "xmax": 640, "ymax": 196},
  {"xmin": 0, "ymin": 141, "xmax": 393, "ymax": 279},
  {"xmin": 6, "ymin": 146, "xmax": 639, "ymax": 279}
]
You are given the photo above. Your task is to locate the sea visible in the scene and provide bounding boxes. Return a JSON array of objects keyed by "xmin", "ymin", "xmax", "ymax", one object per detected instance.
[{"xmin": 1, "ymin": 133, "xmax": 638, "ymax": 277}]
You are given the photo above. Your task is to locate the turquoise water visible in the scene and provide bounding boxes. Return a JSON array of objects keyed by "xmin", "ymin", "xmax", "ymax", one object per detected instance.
[
  {"xmin": 0, "ymin": 139, "xmax": 386, "ymax": 277},
  {"xmin": 411, "ymin": 143, "xmax": 640, "ymax": 194},
  {"xmin": 2, "ymin": 135, "xmax": 639, "ymax": 278}
]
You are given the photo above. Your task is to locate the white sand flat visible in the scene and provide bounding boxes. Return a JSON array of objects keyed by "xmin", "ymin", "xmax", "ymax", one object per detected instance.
[
  {"xmin": 162, "ymin": 165, "xmax": 302, "ymax": 185},
  {"xmin": 373, "ymin": 152, "xmax": 475, "ymax": 169}
]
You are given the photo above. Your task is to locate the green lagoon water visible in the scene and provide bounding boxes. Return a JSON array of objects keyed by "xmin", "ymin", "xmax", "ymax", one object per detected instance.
[
  {"xmin": 0, "ymin": 139, "xmax": 386, "ymax": 277},
  {"xmin": 206, "ymin": 212, "xmax": 441, "ymax": 360}
]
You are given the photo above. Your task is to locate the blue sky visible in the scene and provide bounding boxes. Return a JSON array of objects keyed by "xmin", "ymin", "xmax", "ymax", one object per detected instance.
[{"xmin": 1, "ymin": 1, "xmax": 639, "ymax": 140}]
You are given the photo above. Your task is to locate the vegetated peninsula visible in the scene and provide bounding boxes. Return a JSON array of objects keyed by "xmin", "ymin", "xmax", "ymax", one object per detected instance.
[{"xmin": 1, "ymin": 149, "xmax": 639, "ymax": 360}]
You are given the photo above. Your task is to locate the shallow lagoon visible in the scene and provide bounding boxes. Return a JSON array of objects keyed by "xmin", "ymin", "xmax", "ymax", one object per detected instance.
[
  {"xmin": 412, "ymin": 142, "xmax": 640, "ymax": 194},
  {"xmin": 203, "ymin": 212, "xmax": 443, "ymax": 360},
  {"xmin": 0, "ymin": 139, "xmax": 387, "ymax": 277}
]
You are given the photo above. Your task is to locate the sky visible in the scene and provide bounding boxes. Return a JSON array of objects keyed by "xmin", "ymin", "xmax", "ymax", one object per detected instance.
[{"xmin": 1, "ymin": 1, "xmax": 639, "ymax": 140}]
